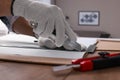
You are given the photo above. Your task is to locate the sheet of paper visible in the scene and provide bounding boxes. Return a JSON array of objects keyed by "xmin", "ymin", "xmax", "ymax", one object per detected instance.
[
  {"xmin": 0, "ymin": 33, "xmax": 103, "ymax": 60},
  {"xmin": 0, "ymin": 33, "xmax": 101, "ymax": 65},
  {"xmin": 0, "ymin": 47, "xmax": 85, "ymax": 59},
  {"xmin": 0, "ymin": 20, "xmax": 9, "ymax": 36},
  {"xmin": 0, "ymin": 33, "xmax": 87, "ymax": 59},
  {"xmin": 77, "ymin": 37, "xmax": 97, "ymax": 48}
]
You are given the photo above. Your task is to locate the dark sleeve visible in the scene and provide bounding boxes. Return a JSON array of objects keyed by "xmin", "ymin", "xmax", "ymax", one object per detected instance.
[
  {"xmin": 0, "ymin": 16, "xmax": 19, "ymax": 31},
  {"xmin": 0, "ymin": 16, "xmax": 10, "ymax": 30}
]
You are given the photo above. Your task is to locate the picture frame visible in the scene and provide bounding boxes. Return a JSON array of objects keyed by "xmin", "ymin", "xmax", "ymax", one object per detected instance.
[{"xmin": 78, "ymin": 11, "xmax": 100, "ymax": 26}]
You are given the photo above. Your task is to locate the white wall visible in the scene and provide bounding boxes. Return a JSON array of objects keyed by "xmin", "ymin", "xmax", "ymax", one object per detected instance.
[{"xmin": 56, "ymin": 0, "xmax": 120, "ymax": 38}]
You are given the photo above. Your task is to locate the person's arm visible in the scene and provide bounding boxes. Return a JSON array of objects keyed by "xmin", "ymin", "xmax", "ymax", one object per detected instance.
[
  {"xmin": 12, "ymin": 0, "xmax": 77, "ymax": 47},
  {"xmin": 0, "ymin": 0, "xmax": 12, "ymax": 16},
  {"xmin": 0, "ymin": 0, "xmax": 79, "ymax": 50},
  {"xmin": 12, "ymin": 17, "xmax": 34, "ymax": 37}
]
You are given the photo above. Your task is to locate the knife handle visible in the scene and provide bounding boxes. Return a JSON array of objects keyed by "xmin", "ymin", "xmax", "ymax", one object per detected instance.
[{"xmin": 79, "ymin": 55, "xmax": 120, "ymax": 71}]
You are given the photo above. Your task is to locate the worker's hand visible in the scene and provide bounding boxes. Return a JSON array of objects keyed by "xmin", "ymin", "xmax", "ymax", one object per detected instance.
[
  {"xmin": 38, "ymin": 35, "xmax": 87, "ymax": 51},
  {"xmin": 12, "ymin": 0, "xmax": 77, "ymax": 47}
]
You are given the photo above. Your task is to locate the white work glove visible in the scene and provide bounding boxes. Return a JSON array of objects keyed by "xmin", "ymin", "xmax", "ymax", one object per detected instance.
[
  {"xmin": 12, "ymin": 0, "xmax": 77, "ymax": 47},
  {"xmin": 38, "ymin": 36, "xmax": 87, "ymax": 51}
]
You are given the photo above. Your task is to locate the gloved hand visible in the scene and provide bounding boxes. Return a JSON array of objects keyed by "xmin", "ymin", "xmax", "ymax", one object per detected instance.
[
  {"xmin": 38, "ymin": 36, "xmax": 87, "ymax": 51},
  {"xmin": 12, "ymin": 0, "xmax": 77, "ymax": 47}
]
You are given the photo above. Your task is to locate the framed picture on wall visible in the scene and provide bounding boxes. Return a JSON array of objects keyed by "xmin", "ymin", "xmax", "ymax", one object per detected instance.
[{"xmin": 78, "ymin": 11, "xmax": 100, "ymax": 26}]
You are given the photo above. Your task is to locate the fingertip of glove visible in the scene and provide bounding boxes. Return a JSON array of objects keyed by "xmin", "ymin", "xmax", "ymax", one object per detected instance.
[
  {"xmin": 63, "ymin": 39, "xmax": 87, "ymax": 51},
  {"xmin": 55, "ymin": 40, "xmax": 65, "ymax": 47},
  {"xmin": 44, "ymin": 39, "xmax": 57, "ymax": 49},
  {"xmin": 38, "ymin": 37, "xmax": 57, "ymax": 49}
]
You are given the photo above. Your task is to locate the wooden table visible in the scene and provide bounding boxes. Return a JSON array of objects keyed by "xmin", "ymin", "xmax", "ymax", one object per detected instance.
[
  {"xmin": 0, "ymin": 60, "xmax": 120, "ymax": 80},
  {"xmin": 0, "ymin": 35, "xmax": 120, "ymax": 80}
]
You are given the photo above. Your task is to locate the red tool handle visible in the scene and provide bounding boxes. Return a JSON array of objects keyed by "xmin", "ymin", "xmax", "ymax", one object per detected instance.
[
  {"xmin": 79, "ymin": 55, "xmax": 120, "ymax": 72},
  {"xmin": 72, "ymin": 52, "xmax": 120, "ymax": 71},
  {"xmin": 72, "ymin": 52, "xmax": 120, "ymax": 64}
]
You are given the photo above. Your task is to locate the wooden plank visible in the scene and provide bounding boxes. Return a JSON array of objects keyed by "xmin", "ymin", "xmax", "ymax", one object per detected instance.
[
  {"xmin": 96, "ymin": 40, "xmax": 120, "ymax": 51},
  {"xmin": 0, "ymin": 53, "xmax": 72, "ymax": 65}
]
